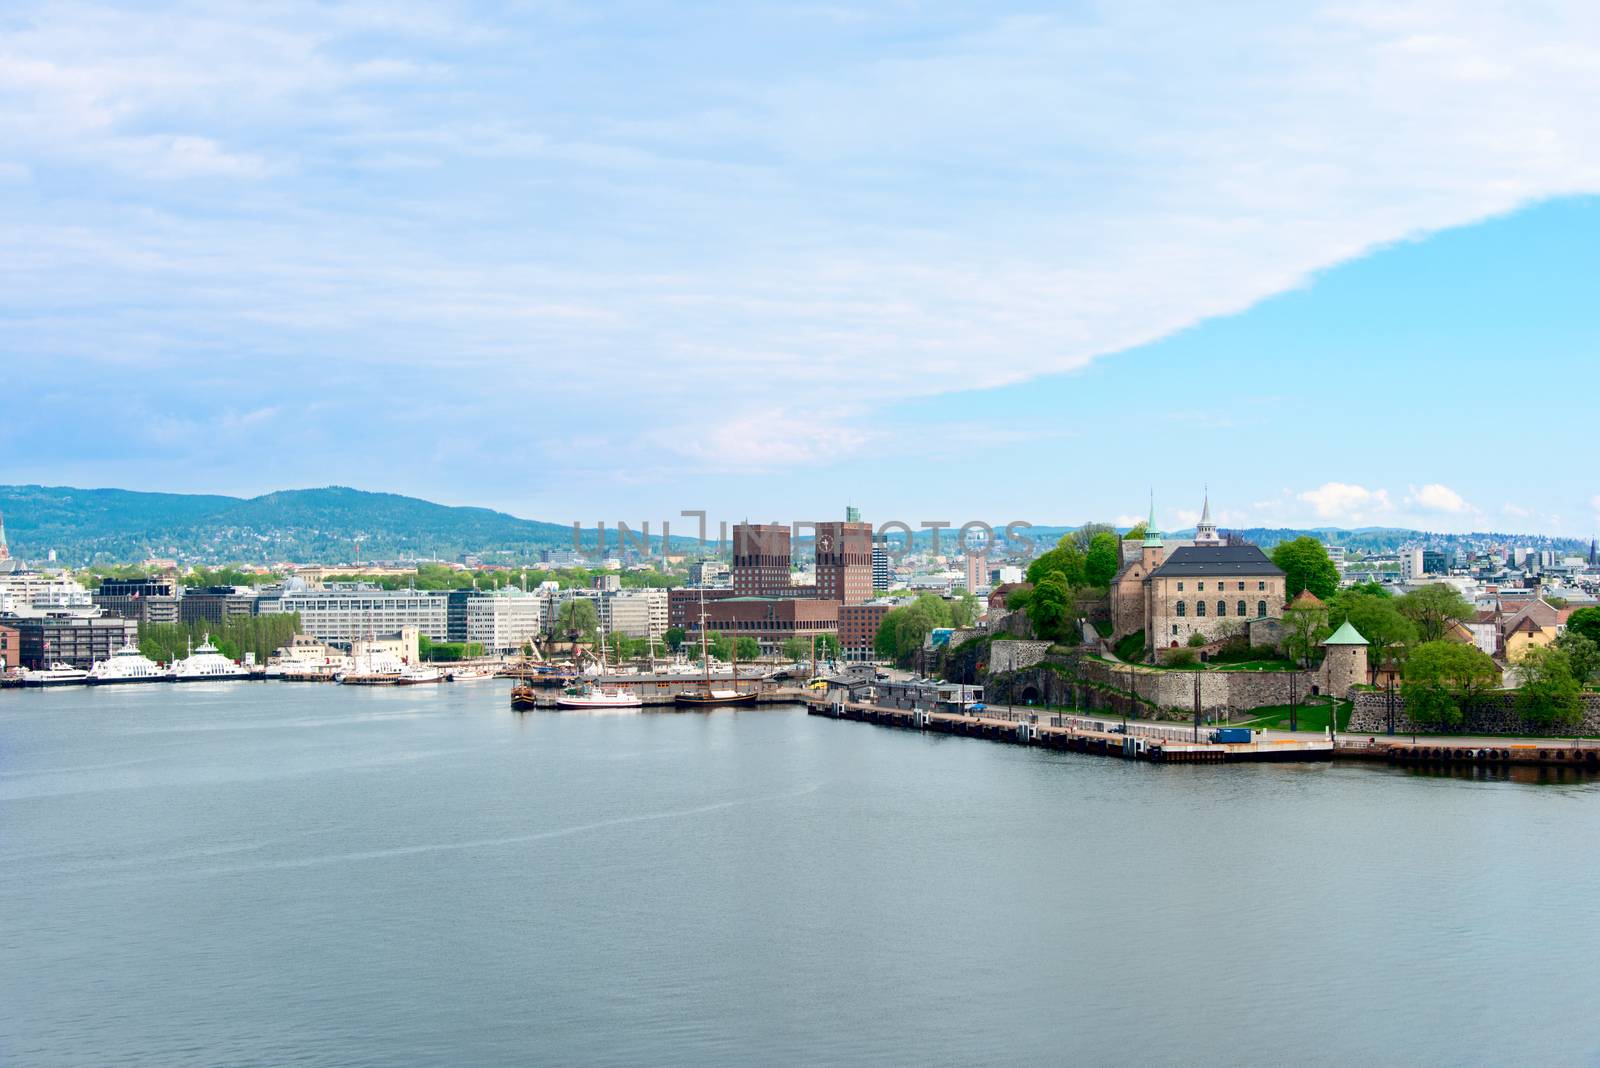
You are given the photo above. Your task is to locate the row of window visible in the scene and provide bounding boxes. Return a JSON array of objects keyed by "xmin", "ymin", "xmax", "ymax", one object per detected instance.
[
  {"xmin": 1175, "ymin": 600, "xmax": 1267, "ymax": 618},
  {"xmin": 1176, "ymin": 580, "xmax": 1269, "ymax": 592}
]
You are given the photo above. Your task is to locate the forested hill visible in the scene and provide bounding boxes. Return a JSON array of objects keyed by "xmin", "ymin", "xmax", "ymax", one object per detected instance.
[{"xmin": 0, "ymin": 485, "xmax": 583, "ymax": 565}]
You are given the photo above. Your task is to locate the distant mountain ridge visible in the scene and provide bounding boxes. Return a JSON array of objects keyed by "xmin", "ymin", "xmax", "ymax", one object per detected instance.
[
  {"xmin": 0, "ymin": 485, "xmax": 582, "ymax": 566},
  {"xmin": 0, "ymin": 485, "xmax": 1586, "ymax": 567}
]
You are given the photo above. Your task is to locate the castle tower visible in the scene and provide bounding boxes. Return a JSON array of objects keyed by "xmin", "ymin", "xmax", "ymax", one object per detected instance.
[
  {"xmin": 1194, "ymin": 487, "xmax": 1221, "ymax": 546},
  {"xmin": 1140, "ymin": 493, "xmax": 1164, "ymax": 571},
  {"xmin": 1320, "ymin": 620, "xmax": 1369, "ymax": 699}
]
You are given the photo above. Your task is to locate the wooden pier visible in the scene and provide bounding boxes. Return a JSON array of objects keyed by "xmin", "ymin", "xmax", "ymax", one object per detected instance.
[
  {"xmin": 512, "ymin": 674, "xmax": 809, "ymax": 710},
  {"xmin": 807, "ymin": 698, "xmax": 1334, "ymax": 764}
]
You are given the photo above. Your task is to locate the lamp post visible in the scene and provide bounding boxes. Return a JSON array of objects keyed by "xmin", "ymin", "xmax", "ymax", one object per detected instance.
[
  {"xmin": 1193, "ymin": 670, "xmax": 1201, "ymax": 743},
  {"xmin": 1289, "ymin": 671, "xmax": 1298, "ymax": 733}
]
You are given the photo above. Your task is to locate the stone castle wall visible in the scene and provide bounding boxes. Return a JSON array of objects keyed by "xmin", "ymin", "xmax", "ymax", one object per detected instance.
[
  {"xmin": 988, "ymin": 639, "xmax": 1053, "ymax": 674},
  {"xmin": 1348, "ymin": 691, "xmax": 1600, "ymax": 736},
  {"xmin": 1079, "ymin": 657, "xmax": 1322, "ymax": 715}
]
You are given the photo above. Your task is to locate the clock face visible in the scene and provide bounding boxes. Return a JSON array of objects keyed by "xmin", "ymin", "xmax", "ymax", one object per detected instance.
[{"xmin": 818, "ymin": 535, "xmax": 833, "ymax": 553}]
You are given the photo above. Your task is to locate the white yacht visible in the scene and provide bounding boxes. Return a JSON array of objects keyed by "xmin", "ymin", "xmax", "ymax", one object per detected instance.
[
  {"xmin": 21, "ymin": 662, "xmax": 91, "ymax": 687},
  {"xmin": 89, "ymin": 644, "xmax": 174, "ymax": 685},
  {"xmin": 173, "ymin": 635, "xmax": 248, "ymax": 682},
  {"xmin": 554, "ymin": 620, "xmax": 642, "ymax": 710},
  {"xmin": 446, "ymin": 664, "xmax": 497, "ymax": 683},
  {"xmin": 395, "ymin": 665, "xmax": 444, "ymax": 685}
]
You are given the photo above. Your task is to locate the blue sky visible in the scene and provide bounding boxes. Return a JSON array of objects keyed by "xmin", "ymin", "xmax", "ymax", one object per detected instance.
[{"xmin": 2, "ymin": 2, "xmax": 1598, "ymax": 536}]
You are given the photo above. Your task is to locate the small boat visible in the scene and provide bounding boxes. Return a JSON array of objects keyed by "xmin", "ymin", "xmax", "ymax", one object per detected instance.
[
  {"xmin": 554, "ymin": 684, "xmax": 643, "ymax": 710},
  {"xmin": 395, "ymin": 665, "xmax": 444, "ymax": 685},
  {"xmin": 89, "ymin": 644, "xmax": 174, "ymax": 685},
  {"xmin": 447, "ymin": 664, "xmax": 497, "ymax": 683},
  {"xmin": 553, "ymin": 618, "xmax": 641, "ymax": 710},
  {"xmin": 510, "ymin": 684, "xmax": 539, "ymax": 710},
  {"xmin": 21, "ymin": 662, "xmax": 91, "ymax": 687}
]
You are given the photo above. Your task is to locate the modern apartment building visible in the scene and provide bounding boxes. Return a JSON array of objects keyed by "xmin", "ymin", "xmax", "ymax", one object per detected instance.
[{"xmin": 5, "ymin": 613, "xmax": 139, "ymax": 670}]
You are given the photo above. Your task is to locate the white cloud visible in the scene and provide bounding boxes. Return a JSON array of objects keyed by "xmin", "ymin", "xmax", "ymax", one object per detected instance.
[
  {"xmin": 1405, "ymin": 483, "xmax": 1474, "ymax": 514},
  {"xmin": 1502, "ymin": 502, "xmax": 1532, "ymax": 518},
  {"xmin": 1297, "ymin": 483, "xmax": 1394, "ymax": 523},
  {"xmin": 4, "ymin": 2, "xmax": 1600, "ymax": 475}
]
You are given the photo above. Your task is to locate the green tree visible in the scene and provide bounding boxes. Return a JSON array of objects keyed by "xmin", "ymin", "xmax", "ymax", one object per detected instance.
[
  {"xmin": 734, "ymin": 636, "xmax": 761, "ymax": 662},
  {"xmin": 1397, "ymin": 584, "xmax": 1474, "ymax": 644},
  {"xmin": 1554, "ymin": 631, "xmax": 1600, "ymax": 687},
  {"xmin": 1270, "ymin": 537, "xmax": 1340, "ymax": 600},
  {"xmin": 1402, "ymin": 641, "xmax": 1501, "ymax": 730},
  {"xmin": 1280, "ymin": 598, "xmax": 1330, "ymax": 667},
  {"xmin": 706, "ymin": 631, "xmax": 733, "ymax": 662},
  {"xmin": 781, "ymin": 637, "xmax": 808, "ymax": 661},
  {"xmin": 815, "ymin": 633, "xmax": 841, "ymax": 660},
  {"xmin": 1330, "ymin": 590, "xmax": 1416, "ymax": 682},
  {"xmin": 1516, "ymin": 644, "xmax": 1583, "ymax": 729},
  {"xmin": 1070, "ymin": 522, "xmax": 1117, "ymax": 552},
  {"xmin": 1027, "ymin": 572, "xmax": 1076, "ymax": 643},
  {"xmin": 1565, "ymin": 606, "xmax": 1600, "ymax": 646},
  {"xmin": 555, "ymin": 598, "xmax": 599, "ymax": 644},
  {"xmin": 1084, "ymin": 531, "xmax": 1120, "ymax": 588},
  {"xmin": 950, "ymin": 591, "xmax": 980, "ymax": 628},
  {"xmin": 1026, "ymin": 537, "xmax": 1087, "ymax": 588},
  {"xmin": 664, "ymin": 626, "xmax": 686, "ymax": 652},
  {"xmin": 873, "ymin": 594, "xmax": 953, "ymax": 666}
]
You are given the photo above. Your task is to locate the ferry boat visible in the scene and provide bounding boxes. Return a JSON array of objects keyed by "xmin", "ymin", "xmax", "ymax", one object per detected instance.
[
  {"xmin": 395, "ymin": 665, "xmax": 444, "ymax": 685},
  {"xmin": 21, "ymin": 662, "xmax": 91, "ymax": 687},
  {"xmin": 173, "ymin": 635, "xmax": 249, "ymax": 682},
  {"xmin": 89, "ymin": 644, "xmax": 174, "ymax": 685}
]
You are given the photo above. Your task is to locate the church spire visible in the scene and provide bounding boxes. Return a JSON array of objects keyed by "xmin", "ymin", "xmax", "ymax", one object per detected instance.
[
  {"xmin": 0, "ymin": 510, "xmax": 9, "ymax": 561},
  {"xmin": 1195, "ymin": 486, "xmax": 1221, "ymax": 545}
]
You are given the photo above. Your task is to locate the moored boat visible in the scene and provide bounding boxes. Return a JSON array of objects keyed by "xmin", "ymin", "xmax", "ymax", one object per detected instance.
[
  {"xmin": 89, "ymin": 644, "xmax": 174, "ymax": 685},
  {"xmin": 173, "ymin": 635, "xmax": 248, "ymax": 682},
  {"xmin": 21, "ymin": 662, "xmax": 91, "ymax": 687}
]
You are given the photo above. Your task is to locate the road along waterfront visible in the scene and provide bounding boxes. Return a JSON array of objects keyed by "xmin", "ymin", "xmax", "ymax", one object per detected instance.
[{"xmin": 4, "ymin": 683, "xmax": 1600, "ymax": 1066}]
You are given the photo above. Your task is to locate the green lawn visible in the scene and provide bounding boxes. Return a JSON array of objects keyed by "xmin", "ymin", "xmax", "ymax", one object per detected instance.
[{"xmin": 1233, "ymin": 699, "xmax": 1352, "ymax": 732}]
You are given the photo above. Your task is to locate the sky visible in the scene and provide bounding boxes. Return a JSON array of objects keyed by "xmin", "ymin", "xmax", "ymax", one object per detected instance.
[{"xmin": 2, "ymin": 1, "xmax": 1598, "ymax": 536}]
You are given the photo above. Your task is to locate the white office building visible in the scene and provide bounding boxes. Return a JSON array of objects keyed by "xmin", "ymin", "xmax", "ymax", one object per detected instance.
[
  {"xmin": 464, "ymin": 590, "xmax": 545, "ymax": 653},
  {"xmin": 264, "ymin": 585, "xmax": 451, "ymax": 645},
  {"xmin": 601, "ymin": 587, "xmax": 668, "ymax": 640}
]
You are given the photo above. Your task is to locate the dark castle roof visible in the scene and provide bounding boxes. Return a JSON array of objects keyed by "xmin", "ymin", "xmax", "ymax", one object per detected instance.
[{"xmin": 1148, "ymin": 545, "xmax": 1283, "ymax": 578}]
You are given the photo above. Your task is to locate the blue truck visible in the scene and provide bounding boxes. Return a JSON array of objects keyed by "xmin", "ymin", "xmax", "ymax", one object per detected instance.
[{"xmin": 1210, "ymin": 727, "xmax": 1255, "ymax": 744}]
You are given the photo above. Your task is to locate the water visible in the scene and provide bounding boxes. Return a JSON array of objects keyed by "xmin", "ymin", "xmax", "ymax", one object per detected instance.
[{"xmin": 4, "ymin": 683, "xmax": 1600, "ymax": 1067}]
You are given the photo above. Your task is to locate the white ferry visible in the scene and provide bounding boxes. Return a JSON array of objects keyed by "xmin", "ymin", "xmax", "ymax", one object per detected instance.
[
  {"xmin": 173, "ymin": 635, "xmax": 249, "ymax": 682},
  {"xmin": 395, "ymin": 665, "xmax": 444, "ymax": 685},
  {"xmin": 89, "ymin": 644, "xmax": 175, "ymax": 685},
  {"xmin": 21, "ymin": 662, "xmax": 91, "ymax": 687}
]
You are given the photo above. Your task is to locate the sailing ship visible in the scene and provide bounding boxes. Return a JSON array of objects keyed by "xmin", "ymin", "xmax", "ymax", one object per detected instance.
[{"xmin": 674, "ymin": 587, "xmax": 757, "ymax": 708}]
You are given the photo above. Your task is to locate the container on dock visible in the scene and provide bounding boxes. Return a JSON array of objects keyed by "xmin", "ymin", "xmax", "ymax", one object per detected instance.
[{"xmin": 1211, "ymin": 727, "xmax": 1254, "ymax": 744}]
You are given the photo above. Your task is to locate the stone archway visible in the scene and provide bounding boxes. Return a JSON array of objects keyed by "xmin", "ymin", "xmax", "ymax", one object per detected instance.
[{"xmin": 1020, "ymin": 684, "xmax": 1041, "ymax": 704}]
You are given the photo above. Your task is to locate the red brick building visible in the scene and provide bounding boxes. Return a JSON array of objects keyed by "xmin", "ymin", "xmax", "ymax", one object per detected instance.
[
  {"xmin": 696, "ymin": 596, "xmax": 839, "ymax": 650},
  {"xmin": 838, "ymin": 602, "xmax": 891, "ymax": 660},
  {"xmin": 732, "ymin": 524, "xmax": 793, "ymax": 597},
  {"xmin": 0, "ymin": 623, "xmax": 17, "ymax": 672},
  {"xmin": 814, "ymin": 521, "xmax": 874, "ymax": 605},
  {"xmin": 668, "ymin": 587, "xmax": 736, "ymax": 630}
]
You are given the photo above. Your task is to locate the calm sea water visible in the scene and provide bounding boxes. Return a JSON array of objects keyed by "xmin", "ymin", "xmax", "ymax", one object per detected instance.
[{"xmin": 4, "ymin": 682, "xmax": 1600, "ymax": 1067}]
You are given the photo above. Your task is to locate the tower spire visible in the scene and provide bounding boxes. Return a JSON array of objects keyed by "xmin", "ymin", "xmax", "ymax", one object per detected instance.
[
  {"xmin": 0, "ymin": 509, "xmax": 9, "ymax": 561},
  {"xmin": 1142, "ymin": 490, "xmax": 1163, "ymax": 548}
]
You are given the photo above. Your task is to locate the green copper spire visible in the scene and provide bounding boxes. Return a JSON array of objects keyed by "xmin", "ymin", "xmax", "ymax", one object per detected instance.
[{"xmin": 1142, "ymin": 491, "xmax": 1163, "ymax": 548}]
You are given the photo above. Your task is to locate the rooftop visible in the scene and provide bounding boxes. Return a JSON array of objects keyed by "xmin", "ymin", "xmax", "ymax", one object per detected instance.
[{"xmin": 1148, "ymin": 545, "xmax": 1283, "ymax": 578}]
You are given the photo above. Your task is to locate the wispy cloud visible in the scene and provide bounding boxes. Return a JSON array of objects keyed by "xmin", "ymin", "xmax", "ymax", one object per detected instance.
[{"xmin": 3, "ymin": 2, "xmax": 1600, "ymax": 507}]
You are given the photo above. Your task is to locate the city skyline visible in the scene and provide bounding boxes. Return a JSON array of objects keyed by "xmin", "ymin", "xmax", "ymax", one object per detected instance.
[{"xmin": 3, "ymin": 4, "xmax": 1598, "ymax": 532}]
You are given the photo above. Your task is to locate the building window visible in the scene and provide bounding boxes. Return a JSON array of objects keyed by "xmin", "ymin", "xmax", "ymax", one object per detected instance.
[
  {"xmin": 1237, "ymin": 600, "xmax": 1246, "ymax": 617},
  {"xmin": 1176, "ymin": 601, "xmax": 1186, "ymax": 617},
  {"xmin": 1258, "ymin": 600, "xmax": 1267, "ymax": 618},
  {"xmin": 1258, "ymin": 581, "xmax": 1265, "ymax": 590},
  {"xmin": 1216, "ymin": 600, "xmax": 1226, "ymax": 616},
  {"xmin": 1237, "ymin": 582, "xmax": 1245, "ymax": 591},
  {"xmin": 1196, "ymin": 601, "xmax": 1206, "ymax": 617},
  {"xmin": 1198, "ymin": 582, "xmax": 1205, "ymax": 591},
  {"xmin": 1177, "ymin": 581, "xmax": 1184, "ymax": 592}
]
